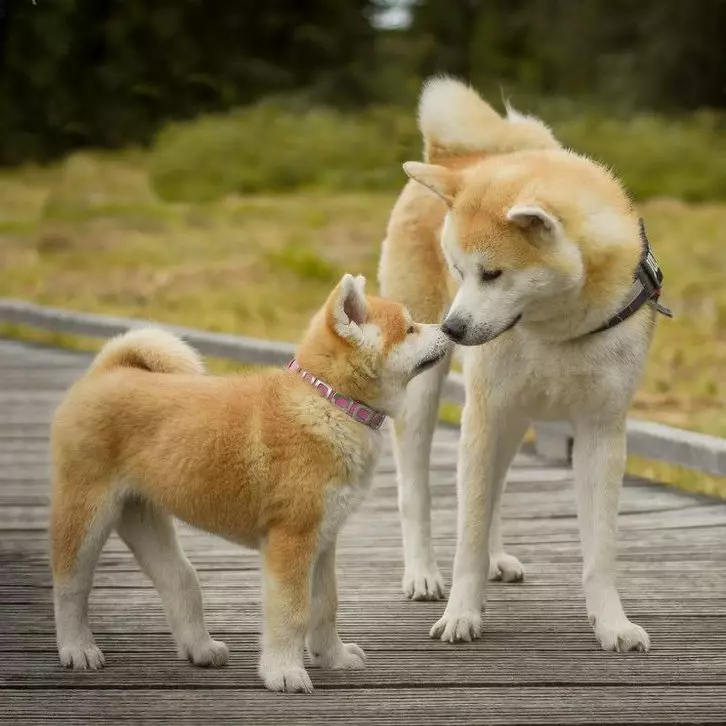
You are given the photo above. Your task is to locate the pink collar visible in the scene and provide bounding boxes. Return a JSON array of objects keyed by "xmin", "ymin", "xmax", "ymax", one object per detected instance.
[{"xmin": 287, "ymin": 359, "xmax": 386, "ymax": 430}]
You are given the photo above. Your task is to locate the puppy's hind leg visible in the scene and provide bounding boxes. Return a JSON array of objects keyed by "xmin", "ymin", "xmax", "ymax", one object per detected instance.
[
  {"xmin": 393, "ymin": 352, "xmax": 452, "ymax": 601},
  {"xmin": 116, "ymin": 499, "xmax": 228, "ymax": 667},
  {"xmin": 51, "ymin": 481, "xmax": 119, "ymax": 670}
]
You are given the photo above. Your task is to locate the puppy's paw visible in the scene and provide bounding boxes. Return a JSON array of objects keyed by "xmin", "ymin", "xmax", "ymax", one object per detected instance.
[
  {"xmin": 260, "ymin": 664, "xmax": 314, "ymax": 694},
  {"xmin": 59, "ymin": 642, "xmax": 105, "ymax": 670},
  {"xmin": 179, "ymin": 637, "xmax": 229, "ymax": 667},
  {"xmin": 310, "ymin": 642, "xmax": 366, "ymax": 670},
  {"xmin": 591, "ymin": 616, "xmax": 650, "ymax": 653},
  {"xmin": 488, "ymin": 552, "xmax": 525, "ymax": 583},
  {"xmin": 430, "ymin": 609, "xmax": 482, "ymax": 643},
  {"xmin": 402, "ymin": 564, "xmax": 445, "ymax": 601}
]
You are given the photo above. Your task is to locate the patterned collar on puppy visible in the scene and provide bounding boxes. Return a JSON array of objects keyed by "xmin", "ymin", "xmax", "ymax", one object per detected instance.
[{"xmin": 287, "ymin": 359, "xmax": 386, "ymax": 430}]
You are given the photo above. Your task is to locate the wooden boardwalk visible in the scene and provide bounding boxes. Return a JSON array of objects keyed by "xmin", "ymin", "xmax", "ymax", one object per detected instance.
[{"xmin": 1, "ymin": 337, "xmax": 726, "ymax": 725}]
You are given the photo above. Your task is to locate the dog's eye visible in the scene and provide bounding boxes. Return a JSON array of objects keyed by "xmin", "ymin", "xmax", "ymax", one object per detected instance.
[
  {"xmin": 480, "ymin": 268, "xmax": 502, "ymax": 283},
  {"xmin": 406, "ymin": 325, "xmax": 415, "ymax": 335}
]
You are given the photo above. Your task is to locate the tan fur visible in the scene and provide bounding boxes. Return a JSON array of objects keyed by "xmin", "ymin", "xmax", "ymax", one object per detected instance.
[
  {"xmin": 381, "ymin": 77, "xmax": 657, "ymax": 652},
  {"xmin": 50, "ymin": 273, "xmax": 451, "ymax": 691}
]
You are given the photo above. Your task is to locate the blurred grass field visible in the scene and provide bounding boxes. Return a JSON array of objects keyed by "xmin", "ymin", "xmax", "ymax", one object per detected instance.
[{"xmin": 1, "ymin": 103, "xmax": 725, "ymax": 497}]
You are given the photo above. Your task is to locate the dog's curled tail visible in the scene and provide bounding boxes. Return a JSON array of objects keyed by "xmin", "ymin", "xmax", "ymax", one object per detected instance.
[
  {"xmin": 418, "ymin": 75, "xmax": 560, "ymax": 162},
  {"xmin": 87, "ymin": 328, "xmax": 205, "ymax": 377}
]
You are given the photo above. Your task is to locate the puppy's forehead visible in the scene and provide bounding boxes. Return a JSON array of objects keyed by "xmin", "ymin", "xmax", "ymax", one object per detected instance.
[{"xmin": 368, "ymin": 297, "xmax": 408, "ymax": 347}]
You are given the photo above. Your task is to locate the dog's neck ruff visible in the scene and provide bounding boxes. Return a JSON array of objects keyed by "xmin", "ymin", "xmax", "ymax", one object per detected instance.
[
  {"xmin": 287, "ymin": 359, "xmax": 386, "ymax": 430},
  {"xmin": 586, "ymin": 218, "xmax": 673, "ymax": 337}
]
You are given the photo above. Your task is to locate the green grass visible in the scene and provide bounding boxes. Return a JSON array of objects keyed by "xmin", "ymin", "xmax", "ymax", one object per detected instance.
[
  {"xmin": 1, "ymin": 120, "xmax": 725, "ymax": 497},
  {"xmin": 148, "ymin": 100, "xmax": 726, "ymax": 203}
]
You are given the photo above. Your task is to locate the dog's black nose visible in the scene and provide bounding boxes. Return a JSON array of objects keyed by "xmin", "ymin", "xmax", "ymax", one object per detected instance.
[{"xmin": 442, "ymin": 318, "xmax": 467, "ymax": 342}]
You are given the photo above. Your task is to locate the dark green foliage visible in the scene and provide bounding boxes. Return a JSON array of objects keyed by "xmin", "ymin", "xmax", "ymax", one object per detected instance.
[
  {"xmin": 149, "ymin": 101, "xmax": 726, "ymax": 202},
  {"xmin": 1, "ymin": 0, "xmax": 725, "ymax": 165},
  {"xmin": 408, "ymin": 0, "xmax": 726, "ymax": 113},
  {"xmin": 0, "ymin": 0, "xmax": 376, "ymax": 164}
]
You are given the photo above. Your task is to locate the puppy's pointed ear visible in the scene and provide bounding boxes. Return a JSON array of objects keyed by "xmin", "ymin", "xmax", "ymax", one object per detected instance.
[
  {"xmin": 328, "ymin": 273, "xmax": 369, "ymax": 341},
  {"xmin": 506, "ymin": 205, "xmax": 561, "ymax": 244},
  {"xmin": 403, "ymin": 162, "xmax": 460, "ymax": 206}
]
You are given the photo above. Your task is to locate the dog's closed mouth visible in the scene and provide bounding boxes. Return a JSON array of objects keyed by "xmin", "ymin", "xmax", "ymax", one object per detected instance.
[
  {"xmin": 500, "ymin": 314, "xmax": 522, "ymax": 336},
  {"xmin": 414, "ymin": 351, "xmax": 447, "ymax": 374}
]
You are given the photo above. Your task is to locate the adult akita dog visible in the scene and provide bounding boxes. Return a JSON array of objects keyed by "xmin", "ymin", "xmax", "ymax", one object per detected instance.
[{"xmin": 379, "ymin": 77, "xmax": 670, "ymax": 652}]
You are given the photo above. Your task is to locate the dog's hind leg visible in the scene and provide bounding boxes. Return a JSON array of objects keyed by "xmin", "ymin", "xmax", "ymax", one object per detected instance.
[
  {"xmin": 116, "ymin": 499, "xmax": 228, "ymax": 667},
  {"xmin": 51, "ymin": 480, "xmax": 119, "ymax": 669},
  {"xmin": 572, "ymin": 419, "xmax": 650, "ymax": 652},
  {"xmin": 393, "ymin": 351, "xmax": 452, "ymax": 601},
  {"xmin": 488, "ymin": 481, "xmax": 525, "ymax": 583}
]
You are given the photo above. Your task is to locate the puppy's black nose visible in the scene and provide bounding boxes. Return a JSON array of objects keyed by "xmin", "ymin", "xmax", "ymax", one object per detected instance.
[{"xmin": 442, "ymin": 318, "xmax": 467, "ymax": 342}]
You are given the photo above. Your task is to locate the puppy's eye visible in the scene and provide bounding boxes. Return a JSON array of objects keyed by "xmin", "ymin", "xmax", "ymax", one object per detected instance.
[
  {"xmin": 406, "ymin": 325, "xmax": 415, "ymax": 335},
  {"xmin": 480, "ymin": 268, "xmax": 502, "ymax": 283}
]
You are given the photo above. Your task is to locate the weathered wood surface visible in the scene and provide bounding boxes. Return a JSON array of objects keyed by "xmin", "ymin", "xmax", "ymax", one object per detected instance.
[{"xmin": 1, "ymin": 338, "xmax": 725, "ymax": 725}]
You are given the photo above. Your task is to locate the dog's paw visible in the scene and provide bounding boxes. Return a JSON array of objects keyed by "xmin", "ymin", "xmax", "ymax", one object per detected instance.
[
  {"xmin": 488, "ymin": 552, "xmax": 525, "ymax": 583},
  {"xmin": 310, "ymin": 642, "xmax": 366, "ymax": 670},
  {"xmin": 430, "ymin": 609, "xmax": 482, "ymax": 643},
  {"xmin": 179, "ymin": 637, "xmax": 229, "ymax": 667},
  {"xmin": 402, "ymin": 564, "xmax": 445, "ymax": 601},
  {"xmin": 59, "ymin": 642, "xmax": 105, "ymax": 670},
  {"xmin": 260, "ymin": 664, "xmax": 314, "ymax": 694},
  {"xmin": 591, "ymin": 616, "xmax": 650, "ymax": 653}
]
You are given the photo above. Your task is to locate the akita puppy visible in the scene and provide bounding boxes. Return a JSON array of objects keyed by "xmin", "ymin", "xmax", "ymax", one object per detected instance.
[
  {"xmin": 379, "ymin": 77, "xmax": 670, "ymax": 652},
  {"xmin": 50, "ymin": 273, "xmax": 451, "ymax": 693}
]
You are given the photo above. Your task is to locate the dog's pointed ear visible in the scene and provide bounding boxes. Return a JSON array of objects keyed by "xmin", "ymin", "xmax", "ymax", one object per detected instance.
[
  {"xmin": 403, "ymin": 162, "xmax": 460, "ymax": 206},
  {"xmin": 329, "ymin": 273, "xmax": 369, "ymax": 341},
  {"xmin": 506, "ymin": 205, "xmax": 561, "ymax": 244}
]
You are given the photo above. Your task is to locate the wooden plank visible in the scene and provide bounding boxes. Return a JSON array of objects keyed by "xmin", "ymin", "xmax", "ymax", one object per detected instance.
[
  {"xmin": 2, "ymin": 337, "xmax": 726, "ymax": 725},
  {"xmin": 3, "ymin": 687, "xmax": 726, "ymax": 725}
]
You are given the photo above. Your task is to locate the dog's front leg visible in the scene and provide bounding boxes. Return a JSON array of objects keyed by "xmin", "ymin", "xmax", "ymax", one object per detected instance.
[
  {"xmin": 430, "ymin": 393, "xmax": 527, "ymax": 643},
  {"xmin": 258, "ymin": 530, "xmax": 316, "ymax": 693},
  {"xmin": 572, "ymin": 418, "xmax": 650, "ymax": 652},
  {"xmin": 306, "ymin": 540, "xmax": 366, "ymax": 670}
]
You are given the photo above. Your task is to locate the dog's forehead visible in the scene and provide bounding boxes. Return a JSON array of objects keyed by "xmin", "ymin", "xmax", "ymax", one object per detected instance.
[{"xmin": 449, "ymin": 206, "xmax": 542, "ymax": 270}]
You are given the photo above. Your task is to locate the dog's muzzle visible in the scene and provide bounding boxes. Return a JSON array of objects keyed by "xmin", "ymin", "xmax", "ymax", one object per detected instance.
[{"xmin": 442, "ymin": 314, "xmax": 521, "ymax": 346}]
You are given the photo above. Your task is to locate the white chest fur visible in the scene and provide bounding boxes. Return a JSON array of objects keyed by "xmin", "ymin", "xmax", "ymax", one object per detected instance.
[
  {"xmin": 468, "ymin": 316, "xmax": 652, "ymax": 423},
  {"xmin": 317, "ymin": 428, "xmax": 381, "ymax": 550}
]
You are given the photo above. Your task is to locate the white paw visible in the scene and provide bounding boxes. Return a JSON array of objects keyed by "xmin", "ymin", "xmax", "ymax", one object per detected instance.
[
  {"xmin": 59, "ymin": 642, "xmax": 105, "ymax": 670},
  {"xmin": 488, "ymin": 552, "xmax": 525, "ymax": 583},
  {"xmin": 591, "ymin": 616, "xmax": 651, "ymax": 652},
  {"xmin": 260, "ymin": 664, "xmax": 314, "ymax": 694},
  {"xmin": 179, "ymin": 637, "xmax": 229, "ymax": 667},
  {"xmin": 310, "ymin": 642, "xmax": 366, "ymax": 670},
  {"xmin": 430, "ymin": 608, "xmax": 482, "ymax": 643},
  {"xmin": 402, "ymin": 564, "xmax": 445, "ymax": 601}
]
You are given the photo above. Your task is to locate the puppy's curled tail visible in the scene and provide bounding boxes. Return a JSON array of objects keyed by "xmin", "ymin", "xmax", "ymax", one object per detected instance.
[{"xmin": 87, "ymin": 328, "xmax": 205, "ymax": 376}]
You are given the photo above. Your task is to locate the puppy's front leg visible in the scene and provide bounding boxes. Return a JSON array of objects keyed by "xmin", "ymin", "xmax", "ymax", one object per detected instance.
[
  {"xmin": 306, "ymin": 540, "xmax": 366, "ymax": 670},
  {"xmin": 573, "ymin": 418, "xmax": 650, "ymax": 652},
  {"xmin": 430, "ymin": 393, "xmax": 527, "ymax": 643},
  {"xmin": 259, "ymin": 530, "xmax": 316, "ymax": 693}
]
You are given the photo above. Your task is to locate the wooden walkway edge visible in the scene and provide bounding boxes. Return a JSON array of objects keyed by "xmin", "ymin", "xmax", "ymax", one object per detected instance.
[{"xmin": 1, "ymin": 338, "xmax": 726, "ymax": 724}]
